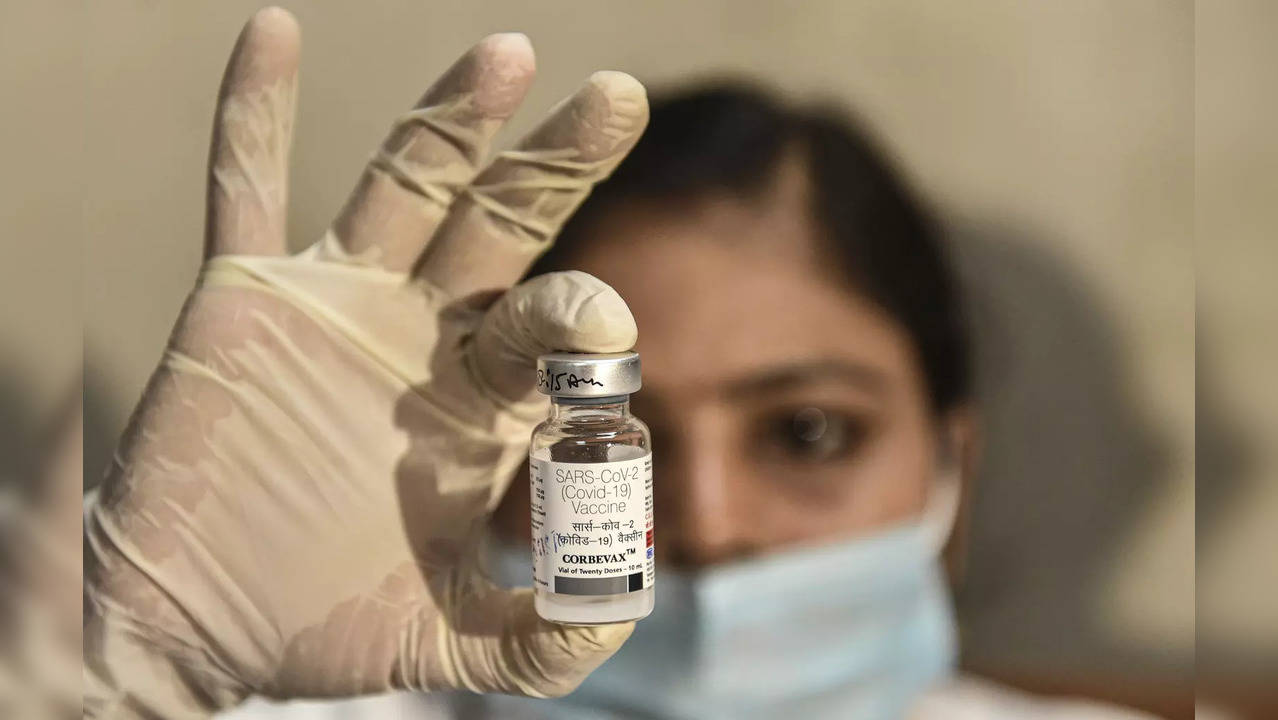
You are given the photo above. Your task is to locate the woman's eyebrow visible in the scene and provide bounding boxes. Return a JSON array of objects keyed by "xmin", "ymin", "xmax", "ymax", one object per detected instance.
[{"xmin": 722, "ymin": 360, "xmax": 889, "ymax": 400}]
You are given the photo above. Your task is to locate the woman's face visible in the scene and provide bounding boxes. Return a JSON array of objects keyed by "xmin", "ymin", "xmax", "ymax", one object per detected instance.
[{"xmin": 495, "ymin": 172, "xmax": 957, "ymax": 569}]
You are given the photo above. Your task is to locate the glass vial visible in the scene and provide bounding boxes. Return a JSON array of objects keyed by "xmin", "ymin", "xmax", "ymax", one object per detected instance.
[{"xmin": 529, "ymin": 351, "xmax": 654, "ymax": 625}]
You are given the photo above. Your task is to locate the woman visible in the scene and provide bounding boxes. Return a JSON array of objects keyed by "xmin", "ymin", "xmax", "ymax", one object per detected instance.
[
  {"xmin": 85, "ymin": 10, "xmax": 1155, "ymax": 719},
  {"xmin": 450, "ymin": 81, "xmax": 1155, "ymax": 720},
  {"xmin": 475, "ymin": 81, "xmax": 977, "ymax": 718}
]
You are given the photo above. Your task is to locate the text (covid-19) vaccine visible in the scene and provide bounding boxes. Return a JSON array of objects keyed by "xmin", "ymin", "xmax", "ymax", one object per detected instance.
[{"xmin": 529, "ymin": 351, "xmax": 654, "ymax": 625}]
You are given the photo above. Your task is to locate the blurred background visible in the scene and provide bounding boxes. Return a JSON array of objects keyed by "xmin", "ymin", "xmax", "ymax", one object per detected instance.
[
  {"xmin": 1195, "ymin": 1, "xmax": 1278, "ymax": 716},
  {"xmin": 1, "ymin": 1, "xmax": 1272, "ymax": 717}
]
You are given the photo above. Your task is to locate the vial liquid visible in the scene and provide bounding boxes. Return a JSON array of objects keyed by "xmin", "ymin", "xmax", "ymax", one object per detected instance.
[{"xmin": 529, "ymin": 351, "xmax": 654, "ymax": 625}]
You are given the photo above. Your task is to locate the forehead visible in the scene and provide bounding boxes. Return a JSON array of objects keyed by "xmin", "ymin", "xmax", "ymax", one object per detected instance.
[{"xmin": 568, "ymin": 199, "xmax": 921, "ymax": 400}]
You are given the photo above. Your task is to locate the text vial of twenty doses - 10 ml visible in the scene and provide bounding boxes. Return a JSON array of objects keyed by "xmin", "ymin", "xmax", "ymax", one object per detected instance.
[{"xmin": 528, "ymin": 351, "xmax": 654, "ymax": 625}]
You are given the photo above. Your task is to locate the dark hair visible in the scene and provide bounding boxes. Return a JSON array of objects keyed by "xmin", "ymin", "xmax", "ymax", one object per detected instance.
[{"xmin": 532, "ymin": 84, "xmax": 971, "ymax": 413}]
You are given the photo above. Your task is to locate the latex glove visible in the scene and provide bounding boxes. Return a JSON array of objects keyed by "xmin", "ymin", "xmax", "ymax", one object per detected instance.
[{"xmin": 83, "ymin": 8, "xmax": 648, "ymax": 718}]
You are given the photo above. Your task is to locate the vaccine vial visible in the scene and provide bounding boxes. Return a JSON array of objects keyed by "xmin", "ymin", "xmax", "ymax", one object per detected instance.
[{"xmin": 529, "ymin": 351, "xmax": 654, "ymax": 625}]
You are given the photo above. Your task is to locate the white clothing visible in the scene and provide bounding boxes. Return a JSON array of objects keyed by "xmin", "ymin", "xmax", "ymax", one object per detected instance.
[{"xmin": 222, "ymin": 675, "xmax": 1162, "ymax": 720}]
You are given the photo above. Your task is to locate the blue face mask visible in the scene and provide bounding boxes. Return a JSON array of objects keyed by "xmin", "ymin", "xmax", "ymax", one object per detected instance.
[{"xmin": 477, "ymin": 485, "xmax": 959, "ymax": 720}]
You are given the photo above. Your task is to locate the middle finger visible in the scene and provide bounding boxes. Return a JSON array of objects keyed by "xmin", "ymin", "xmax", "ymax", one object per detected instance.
[
  {"xmin": 323, "ymin": 33, "xmax": 535, "ymax": 270},
  {"xmin": 415, "ymin": 70, "xmax": 648, "ymax": 298}
]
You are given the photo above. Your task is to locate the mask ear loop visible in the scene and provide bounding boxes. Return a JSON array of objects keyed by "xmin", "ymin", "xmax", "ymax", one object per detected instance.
[{"xmin": 920, "ymin": 440, "xmax": 964, "ymax": 555}]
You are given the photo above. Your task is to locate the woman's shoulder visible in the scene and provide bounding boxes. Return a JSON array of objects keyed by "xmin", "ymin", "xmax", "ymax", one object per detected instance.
[
  {"xmin": 910, "ymin": 675, "xmax": 1163, "ymax": 720},
  {"xmin": 219, "ymin": 692, "xmax": 453, "ymax": 720}
]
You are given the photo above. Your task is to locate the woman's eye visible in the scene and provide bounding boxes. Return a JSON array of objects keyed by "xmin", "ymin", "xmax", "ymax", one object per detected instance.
[{"xmin": 760, "ymin": 407, "xmax": 869, "ymax": 463}]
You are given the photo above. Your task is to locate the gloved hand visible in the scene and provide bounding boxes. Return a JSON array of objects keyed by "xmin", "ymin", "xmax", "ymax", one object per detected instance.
[{"xmin": 83, "ymin": 8, "xmax": 648, "ymax": 718}]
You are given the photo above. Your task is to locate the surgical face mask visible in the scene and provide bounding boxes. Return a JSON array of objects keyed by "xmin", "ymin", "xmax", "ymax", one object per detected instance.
[{"xmin": 479, "ymin": 477, "xmax": 961, "ymax": 720}]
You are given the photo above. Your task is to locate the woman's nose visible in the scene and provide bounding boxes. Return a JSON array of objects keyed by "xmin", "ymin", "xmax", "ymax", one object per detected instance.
[{"xmin": 658, "ymin": 413, "xmax": 763, "ymax": 568}]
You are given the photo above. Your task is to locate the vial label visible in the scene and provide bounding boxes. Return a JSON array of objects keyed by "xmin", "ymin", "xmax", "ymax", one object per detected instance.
[{"xmin": 530, "ymin": 453, "xmax": 654, "ymax": 595}]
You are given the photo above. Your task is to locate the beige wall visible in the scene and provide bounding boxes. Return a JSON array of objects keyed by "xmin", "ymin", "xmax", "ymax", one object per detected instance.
[
  {"xmin": 0, "ymin": 2, "xmax": 83, "ymax": 443},
  {"xmin": 1196, "ymin": 0, "xmax": 1278, "ymax": 684},
  {"xmin": 58, "ymin": 0, "xmax": 1208, "ymax": 682}
]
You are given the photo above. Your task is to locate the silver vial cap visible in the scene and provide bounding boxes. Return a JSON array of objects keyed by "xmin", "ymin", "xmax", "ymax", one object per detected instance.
[{"xmin": 536, "ymin": 351, "xmax": 641, "ymax": 399}]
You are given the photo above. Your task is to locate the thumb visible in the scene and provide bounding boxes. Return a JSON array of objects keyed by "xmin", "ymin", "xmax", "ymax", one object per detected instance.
[
  {"xmin": 473, "ymin": 271, "xmax": 637, "ymax": 406},
  {"xmin": 424, "ymin": 582, "xmax": 633, "ymax": 697}
]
